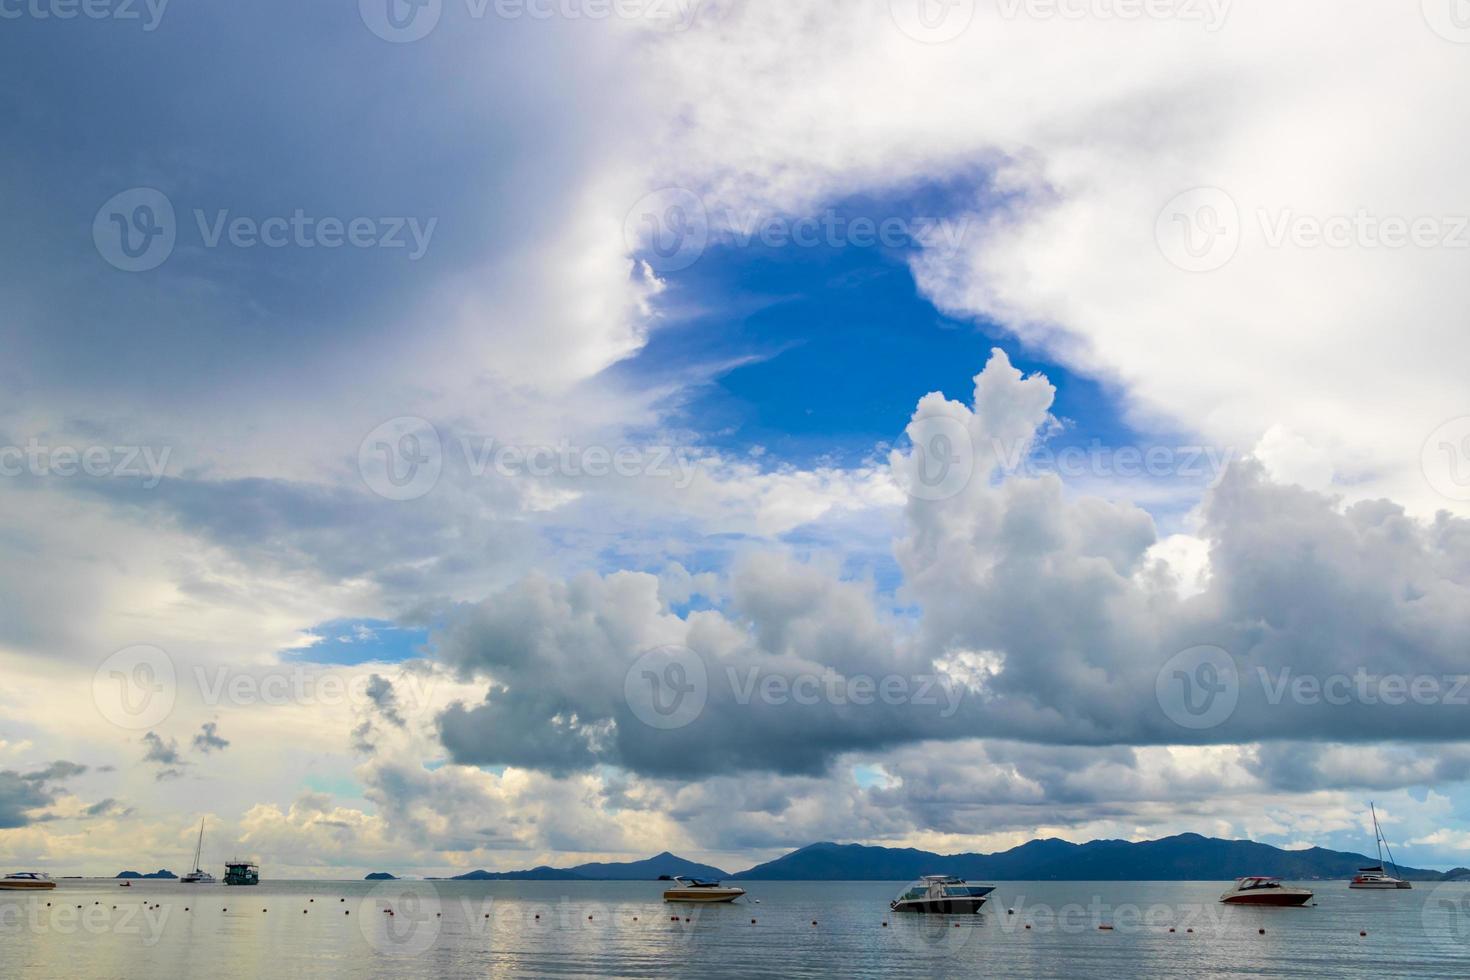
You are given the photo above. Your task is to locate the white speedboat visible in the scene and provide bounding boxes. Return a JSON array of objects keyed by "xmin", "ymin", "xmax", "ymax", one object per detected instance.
[
  {"xmin": 0, "ymin": 872, "xmax": 56, "ymax": 891},
  {"xmin": 1218, "ymin": 877, "xmax": 1313, "ymax": 906},
  {"xmin": 180, "ymin": 817, "xmax": 216, "ymax": 884},
  {"xmin": 890, "ymin": 875, "xmax": 995, "ymax": 914},
  {"xmin": 1349, "ymin": 803, "xmax": 1412, "ymax": 889},
  {"xmin": 659, "ymin": 876, "xmax": 746, "ymax": 903}
]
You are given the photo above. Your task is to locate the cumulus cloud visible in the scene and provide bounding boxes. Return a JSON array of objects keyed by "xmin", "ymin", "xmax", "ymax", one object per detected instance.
[
  {"xmin": 433, "ymin": 351, "xmax": 1470, "ymax": 782},
  {"xmin": 192, "ymin": 722, "xmax": 230, "ymax": 755},
  {"xmin": 0, "ymin": 762, "xmax": 86, "ymax": 828}
]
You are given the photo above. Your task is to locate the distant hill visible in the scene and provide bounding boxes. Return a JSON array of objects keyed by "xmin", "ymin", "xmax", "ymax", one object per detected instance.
[
  {"xmin": 568, "ymin": 852, "xmax": 728, "ymax": 881},
  {"xmin": 364, "ymin": 872, "xmax": 398, "ymax": 880},
  {"xmin": 439, "ymin": 852, "xmax": 729, "ymax": 882},
  {"xmin": 116, "ymin": 869, "xmax": 177, "ymax": 879},
  {"xmin": 731, "ymin": 834, "xmax": 1445, "ymax": 882},
  {"xmin": 443, "ymin": 866, "xmax": 588, "ymax": 881}
]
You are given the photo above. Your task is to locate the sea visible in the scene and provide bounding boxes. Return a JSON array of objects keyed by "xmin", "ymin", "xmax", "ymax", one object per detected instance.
[{"xmin": 2, "ymin": 879, "xmax": 1468, "ymax": 978}]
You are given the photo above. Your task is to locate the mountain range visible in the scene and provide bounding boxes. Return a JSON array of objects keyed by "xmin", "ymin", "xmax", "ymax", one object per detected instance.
[
  {"xmin": 429, "ymin": 834, "xmax": 1467, "ymax": 882},
  {"xmin": 438, "ymin": 851, "xmax": 728, "ymax": 881}
]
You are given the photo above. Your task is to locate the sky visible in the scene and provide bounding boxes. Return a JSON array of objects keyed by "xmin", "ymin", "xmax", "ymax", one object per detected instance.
[{"xmin": 2, "ymin": 1, "xmax": 1470, "ymax": 878}]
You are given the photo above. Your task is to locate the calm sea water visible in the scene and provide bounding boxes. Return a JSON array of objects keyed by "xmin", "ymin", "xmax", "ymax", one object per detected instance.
[{"xmin": 3, "ymin": 878, "xmax": 1468, "ymax": 978}]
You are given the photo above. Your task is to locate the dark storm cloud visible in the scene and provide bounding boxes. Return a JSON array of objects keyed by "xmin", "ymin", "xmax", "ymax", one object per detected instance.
[{"xmin": 0, "ymin": 762, "xmax": 87, "ymax": 828}]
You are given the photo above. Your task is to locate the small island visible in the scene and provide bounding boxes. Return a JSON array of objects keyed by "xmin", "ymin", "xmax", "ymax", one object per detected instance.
[
  {"xmin": 116, "ymin": 870, "xmax": 178, "ymax": 879},
  {"xmin": 364, "ymin": 872, "xmax": 398, "ymax": 880}
]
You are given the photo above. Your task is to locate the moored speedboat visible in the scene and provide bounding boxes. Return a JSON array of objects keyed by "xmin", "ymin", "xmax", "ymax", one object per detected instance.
[
  {"xmin": 659, "ymin": 876, "xmax": 746, "ymax": 903},
  {"xmin": 1218, "ymin": 877, "xmax": 1313, "ymax": 906},
  {"xmin": 890, "ymin": 875, "xmax": 995, "ymax": 914},
  {"xmin": 0, "ymin": 872, "xmax": 57, "ymax": 891}
]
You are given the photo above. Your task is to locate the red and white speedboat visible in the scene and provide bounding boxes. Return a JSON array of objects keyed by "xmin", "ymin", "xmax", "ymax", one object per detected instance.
[{"xmin": 1219, "ymin": 877, "xmax": 1313, "ymax": 906}]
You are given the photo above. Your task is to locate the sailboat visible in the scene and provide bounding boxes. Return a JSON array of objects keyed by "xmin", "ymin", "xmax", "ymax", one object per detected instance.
[
  {"xmin": 1349, "ymin": 802, "xmax": 1411, "ymax": 889},
  {"xmin": 180, "ymin": 818, "xmax": 216, "ymax": 884}
]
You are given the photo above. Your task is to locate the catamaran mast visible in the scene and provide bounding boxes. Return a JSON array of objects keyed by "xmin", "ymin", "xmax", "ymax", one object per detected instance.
[
  {"xmin": 1370, "ymin": 802, "xmax": 1401, "ymax": 877},
  {"xmin": 192, "ymin": 818, "xmax": 205, "ymax": 872}
]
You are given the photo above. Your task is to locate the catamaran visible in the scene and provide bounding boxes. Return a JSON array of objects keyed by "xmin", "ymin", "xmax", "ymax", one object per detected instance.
[
  {"xmin": 180, "ymin": 818, "xmax": 216, "ymax": 884},
  {"xmin": 1350, "ymin": 802, "xmax": 1412, "ymax": 889}
]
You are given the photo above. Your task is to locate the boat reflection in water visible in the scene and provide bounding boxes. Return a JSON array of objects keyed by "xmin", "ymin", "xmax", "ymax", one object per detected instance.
[{"xmin": 890, "ymin": 875, "xmax": 995, "ymax": 914}]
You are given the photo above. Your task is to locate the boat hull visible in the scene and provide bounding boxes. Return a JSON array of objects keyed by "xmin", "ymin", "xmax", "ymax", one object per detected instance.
[
  {"xmin": 1349, "ymin": 880, "xmax": 1411, "ymax": 889},
  {"xmin": 0, "ymin": 881, "xmax": 56, "ymax": 891},
  {"xmin": 1220, "ymin": 892, "xmax": 1313, "ymax": 906},
  {"xmin": 662, "ymin": 888, "xmax": 744, "ymax": 903},
  {"xmin": 890, "ymin": 897, "xmax": 989, "ymax": 914}
]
